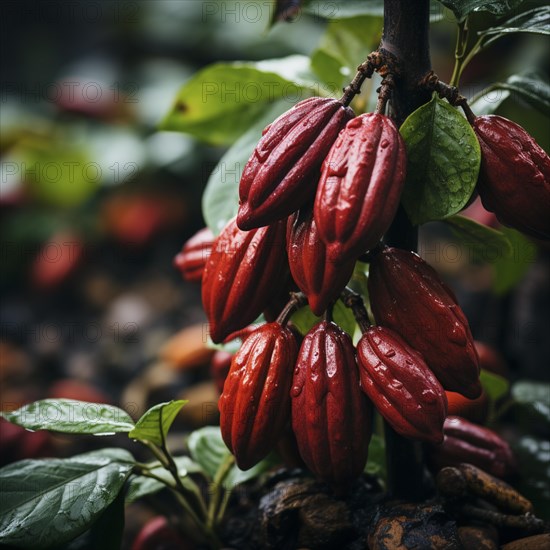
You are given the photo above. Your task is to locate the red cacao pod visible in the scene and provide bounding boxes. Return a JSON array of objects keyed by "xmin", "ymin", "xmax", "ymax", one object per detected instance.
[
  {"xmin": 428, "ymin": 416, "xmax": 517, "ymax": 479},
  {"xmin": 173, "ymin": 227, "xmax": 214, "ymax": 283},
  {"xmin": 446, "ymin": 390, "xmax": 489, "ymax": 424},
  {"xmin": 473, "ymin": 115, "xmax": 550, "ymax": 240},
  {"xmin": 314, "ymin": 113, "xmax": 407, "ymax": 264},
  {"xmin": 201, "ymin": 217, "xmax": 287, "ymax": 343},
  {"xmin": 286, "ymin": 208, "xmax": 355, "ymax": 315},
  {"xmin": 356, "ymin": 326, "xmax": 448, "ymax": 443},
  {"xmin": 219, "ymin": 322, "xmax": 298, "ymax": 469},
  {"xmin": 237, "ymin": 97, "xmax": 354, "ymax": 230},
  {"xmin": 368, "ymin": 247, "xmax": 481, "ymax": 399},
  {"xmin": 291, "ymin": 321, "xmax": 371, "ymax": 486}
]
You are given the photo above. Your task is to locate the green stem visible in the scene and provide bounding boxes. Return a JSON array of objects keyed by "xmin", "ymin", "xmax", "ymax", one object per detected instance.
[
  {"xmin": 450, "ymin": 19, "xmax": 469, "ymax": 87},
  {"xmin": 207, "ymin": 455, "xmax": 235, "ymax": 529}
]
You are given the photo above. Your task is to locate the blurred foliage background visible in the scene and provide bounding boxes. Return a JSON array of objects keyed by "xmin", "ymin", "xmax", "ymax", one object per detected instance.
[{"xmin": 1, "ymin": 0, "xmax": 549, "ymax": 531}]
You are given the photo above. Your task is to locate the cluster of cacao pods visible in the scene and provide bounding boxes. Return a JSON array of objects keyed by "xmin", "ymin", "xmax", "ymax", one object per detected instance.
[{"xmin": 173, "ymin": 93, "xmax": 495, "ymax": 486}]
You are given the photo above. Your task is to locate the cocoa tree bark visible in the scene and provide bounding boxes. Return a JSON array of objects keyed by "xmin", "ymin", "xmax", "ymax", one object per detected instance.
[{"xmin": 381, "ymin": 0, "xmax": 433, "ymax": 500}]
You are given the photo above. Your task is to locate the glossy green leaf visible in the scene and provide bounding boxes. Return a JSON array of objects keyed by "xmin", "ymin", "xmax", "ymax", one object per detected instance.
[
  {"xmin": 55, "ymin": 490, "xmax": 125, "ymax": 550},
  {"xmin": 187, "ymin": 426, "xmax": 231, "ymax": 481},
  {"xmin": 128, "ymin": 400, "xmax": 187, "ymax": 446},
  {"xmin": 479, "ymin": 7, "xmax": 550, "ymax": 47},
  {"xmin": 469, "ymin": 72, "xmax": 550, "ymax": 117},
  {"xmin": 225, "ymin": 452, "xmax": 279, "ymax": 490},
  {"xmin": 442, "ymin": 215, "xmax": 512, "ymax": 264},
  {"xmin": 187, "ymin": 426, "xmax": 275, "ymax": 488},
  {"xmin": 125, "ymin": 457, "xmax": 202, "ymax": 503},
  {"xmin": 0, "ymin": 449, "xmax": 134, "ymax": 549},
  {"xmin": 400, "ymin": 95, "xmax": 481, "ymax": 225},
  {"xmin": 160, "ymin": 56, "xmax": 317, "ymax": 145},
  {"xmin": 480, "ymin": 369, "xmax": 510, "ymax": 403},
  {"xmin": 1, "ymin": 399, "xmax": 135, "ymax": 436},
  {"xmin": 436, "ymin": 0, "xmax": 524, "ymax": 22},
  {"xmin": 497, "ymin": 74, "xmax": 550, "ymax": 117},
  {"xmin": 202, "ymin": 99, "xmax": 291, "ymax": 234},
  {"xmin": 311, "ymin": 16, "xmax": 382, "ymax": 92},
  {"xmin": 492, "ymin": 227, "xmax": 537, "ymax": 294}
]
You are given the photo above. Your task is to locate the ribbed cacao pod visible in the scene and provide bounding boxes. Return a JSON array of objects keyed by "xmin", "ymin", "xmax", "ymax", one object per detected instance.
[
  {"xmin": 291, "ymin": 321, "xmax": 371, "ymax": 486},
  {"xmin": 237, "ymin": 97, "xmax": 354, "ymax": 230},
  {"xmin": 368, "ymin": 247, "xmax": 482, "ymax": 399},
  {"xmin": 473, "ymin": 115, "xmax": 550, "ymax": 240},
  {"xmin": 428, "ymin": 416, "xmax": 517, "ymax": 478},
  {"xmin": 173, "ymin": 227, "xmax": 214, "ymax": 282},
  {"xmin": 356, "ymin": 326, "xmax": 447, "ymax": 443},
  {"xmin": 314, "ymin": 113, "xmax": 407, "ymax": 264},
  {"xmin": 219, "ymin": 322, "xmax": 298, "ymax": 469},
  {"xmin": 287, "ymin": 208, "xmax": 355, "ymax": 315},
  {"xmin": 201, "ymin": 218, "xmax": 287, "ymax": 343}
]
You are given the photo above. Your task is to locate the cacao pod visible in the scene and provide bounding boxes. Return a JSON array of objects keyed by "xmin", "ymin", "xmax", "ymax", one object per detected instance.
[
  {"xmin": 219, "ymin": 322, "xmax": 298, "ymax": 469},
  {"xmin": 287, "ymin": 207, "xmax": 355, "ymax": 315},
  {"xmin": 201, "ymin": 217, "xmax": 288, "ymax": 343},
  {"xmin": 368, "ymin": 247, "xmax": 482, "ymax": 399},
  {"xmin": 314, "ymin": 113, "xmax": 407, "ymax": 264},
  {"xmin": 428, "ymin": 416, "xmax": 517, "ymax": 478},
  {"xmin": 173, "ymin": 227, "xmax": 214, "ymax": 282},
  {"xmin": 291, "ymin": 321, "xmax": 371, "ymax": 486},
  {"xmin": 356, "ymin": 326, "xmax": 447, "ymax": 443},
  {"xmin": 237, "ymin": 97, "xmax": 354, "ymax": 230},
  {"xmin": 446, "ymin": 390, "xmax": 489, "ymax": 424},
  {"xmin": 473, "ymin": 115, "xmax": 550, "ymax": 240}
]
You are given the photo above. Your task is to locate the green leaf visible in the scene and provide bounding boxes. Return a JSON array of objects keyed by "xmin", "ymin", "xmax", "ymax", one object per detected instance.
[
  {"xmin": 513, "ymin": 380, "xmax": 550, "ymax": 407},
  {"xmin": 469, "ymin": 73, "xmax": 550, "ymax": 118},
  {"xmin": 17, "ymin": 139, "xmax": 98, "ymax": 208},
  {"xmin": 436, "ymin": 0, "xmax": 524, "ymax": 22},
  {"xmin": 160, "ymin": 56, "xmax": 317, "ymax": 145},
  {"xmin": 333, "ymin": 300, "xmax": 358, "ymax": 338},
  {"xmin": 128, "ymin": 400, "xmax": 187, "ymax": 446},
  {"xmin": 125, "ymin": 456, "xmax": 202, "ymax": 503},
  {"xmin": 187, "ymin": 426, "xmax": 231, "ymax": 481},
  {"xmin": 1, "ymin": 399, "xmax": 135, "ymax": 436},
  {"xmin": 492, "ymin": 227, "xmax": 537, "ymax": 294},
  {"xmin": 202, "ymin": 99, "xmax": 291, "ymax": 234},
  {"xmin": 291, "ymin": 306, "xmax": 321, "ymax": 336},
  {"xmin": 479, "ymin": 7, "xmax": 550, "ymax": 46},
  {"xmin": 224, "ymin": 453, "xmax": 279, "ymax": 490},
  {"xmin": 365, "ymin": 434, "xmax": 386, "ymax": 480},
  {"xmin": 311, "ymin": 16, "xmax": 382, "ymax": 92},
  {"xmin": 54, "ymin": 490, "xmax": 125, "ymax": 550},
  {"xmin": 497, "ymin": 74, "xmax": 550, "ymax": 117},
  {"xmin": 187, "ymin": 426, "xmax": 274, "ymax": 488},
  {"xmin": 480, "ymin": 369, "xmax": 510, "ymax": 403},
  {"xmin": 442, "ymin": 215, "xmax": 512, "ymax": 264},
  {"xmin": 0, "ymin": 449, "xmax": 134, "ymax": 549},
  {"xmin": 400, "ymin": 95, "xmax": 481, "ymax": 225},
  {"xmin": 512, "ymin": 380, "xmax": 550, "ymax": 425}
]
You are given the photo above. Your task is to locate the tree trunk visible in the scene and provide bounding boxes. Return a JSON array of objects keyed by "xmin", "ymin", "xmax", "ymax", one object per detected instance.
[{"xmin": 381, "ymin": 0, "xmax": 433, "ymax": 501}]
